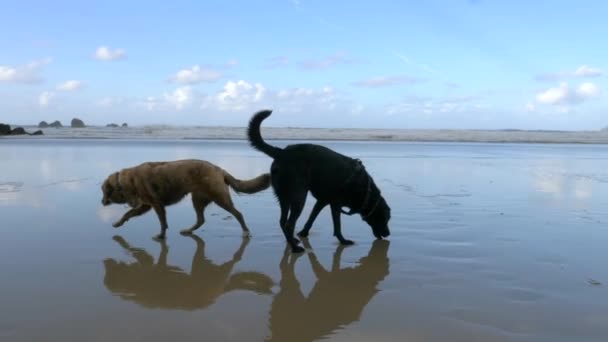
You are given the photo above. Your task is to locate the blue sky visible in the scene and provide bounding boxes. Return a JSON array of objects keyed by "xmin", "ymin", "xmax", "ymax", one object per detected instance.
[{"xmin": 1, "ymin": 0, "xmax": 606, "ymax": 129}]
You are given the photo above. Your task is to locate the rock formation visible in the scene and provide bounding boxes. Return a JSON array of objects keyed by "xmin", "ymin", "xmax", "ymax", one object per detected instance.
[
  {"xmin": 0, "ymin": 123, "xmax": 10, "ymax": 135},
  {"xmin": 0, "ymin": 124, "xmax": 45, "ymax": 136},
  {"xmin": 71, "ymin": 118, "xmax": 85, "ymax": 128}
]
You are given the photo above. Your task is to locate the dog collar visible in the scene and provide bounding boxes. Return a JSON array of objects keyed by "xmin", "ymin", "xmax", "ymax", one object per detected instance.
[{"xmin": 340, "ymin": 171, "xmax": 373, "ymax": 216}]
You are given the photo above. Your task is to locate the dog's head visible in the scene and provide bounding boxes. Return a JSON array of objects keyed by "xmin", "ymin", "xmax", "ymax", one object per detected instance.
[
  {"xmin": 363, "ymin": 194, "xmax": 391, "ymax": 239},
  {"xmin": 101, "ymin": 172, "xmax": 127, "ymax": 206}
]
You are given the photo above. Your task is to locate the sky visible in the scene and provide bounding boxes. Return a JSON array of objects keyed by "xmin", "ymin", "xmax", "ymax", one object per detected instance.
[{"xmin": 1, "ymin": 0, "xmax": 607, "ymax": 129}]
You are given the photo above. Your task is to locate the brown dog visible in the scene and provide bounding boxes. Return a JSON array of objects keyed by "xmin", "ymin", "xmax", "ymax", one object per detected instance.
[{"xmin": 101, "ymin": 159, "xmax": 270, "ymax": 239}]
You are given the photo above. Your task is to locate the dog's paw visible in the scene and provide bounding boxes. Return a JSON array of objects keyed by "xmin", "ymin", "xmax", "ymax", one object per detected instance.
[
  {"xmin": 242, "ymin": 231, "xmax": 252, "ymax": 238},
  {"xmin": 340, "ymin": 239, "xmax": 355, "ymax": 246},
  {"xmin": 179, "ymin": 229, "xmax": 193, "ymax": 235},
  {"xmin": 152, "ymin": 234, "xmax": 166, "ymax": 241},
  {"xmin": 291, "ymin": 245, "xmax": 306, "ymax": 254},
  {"xmin": 297, "ymin": 230, "xmax": 309, "ymax": 238},
  {"xmin": 112, "ymin": 221, "xmax": 123, "ymax": 228}
]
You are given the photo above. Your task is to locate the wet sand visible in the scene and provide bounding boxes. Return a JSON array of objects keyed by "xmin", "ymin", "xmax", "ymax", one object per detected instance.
[{"xmin": 1, "ymin": 139, "xmax": 608, "ymax": 342}]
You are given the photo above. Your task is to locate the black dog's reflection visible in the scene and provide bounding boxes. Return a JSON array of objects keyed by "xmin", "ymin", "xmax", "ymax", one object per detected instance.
[
  {"xmin": 267, "ymin": 239, "xmax": 391, "ymax": 342},
  {"xmin": 103, "ymin": 235, "xmax": 274, "ymax": 310}
]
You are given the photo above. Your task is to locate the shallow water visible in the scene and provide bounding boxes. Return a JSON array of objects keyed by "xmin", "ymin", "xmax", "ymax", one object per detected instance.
[{"xmin": 1, "ymin": 139, "xmax": 608, "ymax": 342}]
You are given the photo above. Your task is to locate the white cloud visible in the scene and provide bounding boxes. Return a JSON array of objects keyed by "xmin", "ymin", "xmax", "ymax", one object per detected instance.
[
  {"xmin": 196, "ymin": 80, "xmax": 347, "ymax": 114},
  {"xmin": 144, "ymin": 96, "xmax": 159, "ymax": 111},
  {"xmin": 98, "ymin": 97, "xmax": 128, "ymax": 108},
  {"xmin": 275, "ymin": 86, "xmax": 337, "ymax": 111},
  {"xmin": 57, "ymin": 80, "xmax": 84, "ymax": 91},
  {"xmin": 525, "ymin": 103, "xmax": 536, "ymax": 112},
  {"xmin": 264, "ymin": 56, "xmax": 289, "ymax": 69},
  {"xmin": 299, "ymin": 52, "xmax": 352, "ymax": 70},
  {"xmin": 164, "ymin": 86, "xmax": 193, "ymax": 110},
  {"xmin": 535, "ymin": 82, "xmax": 601, "ymax": 106},
  {"xmin": 98, "ymin": 97, "xmax": 114, "ymax": 107},
  {"xmin": 574, "ymin": 65, "xmax": 603, "ymax": 77},
  {"xmin": 351, "ymin": 104, "xmax": 364, "ymax": 114},
  {"xmin": 169, "ymin": 65, "xmax": 223, "ymax": 84},
  {"xmin": 0, "ymin": 58, "xmax": 52, "ymax": 84},
  {"xmin": 225, "ymin": 58, "xmax": 239, "ymax": 68},
  {"xmin": 386, "ymin": 95, "xmax": 481, "ymax": 116},
  {"xmin": 536, "ymin": 83, "xmax": 570, "ymax": 105},
  {"xmin": 94, "ymin": 46, "xmax": 126, "ymax": 61},
  {"xmin": 211, "ymin": 80, "xmax": 266, "ymax": 112},
  {"xmin": 39, "ymin": 91, "xmax": 54, "ymax": 107},
  {"xmin": 536, "ymin": 65, "xmax": 603, "ymax": 82},
  {"xmin": 352, "ymin": 75, "xmax": 423, "ymax": 88},
  {"xmin": 577, "ymin": 82, "xmax": 600, "ymax": 97}
]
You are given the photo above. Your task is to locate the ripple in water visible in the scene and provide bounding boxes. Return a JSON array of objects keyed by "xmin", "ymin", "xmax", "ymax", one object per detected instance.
[{"xmin": 0, "ymin": 182, "xmax": 23, "ymax": 193}]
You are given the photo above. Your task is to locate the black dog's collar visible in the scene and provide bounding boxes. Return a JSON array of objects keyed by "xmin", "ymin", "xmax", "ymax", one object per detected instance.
[{"xmin": 340, "ymin": 159, "xmax": 380, "ymax": 218}]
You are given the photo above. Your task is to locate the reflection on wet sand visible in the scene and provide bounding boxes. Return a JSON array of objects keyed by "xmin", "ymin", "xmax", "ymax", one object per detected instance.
[
  {"xmin": 103, "ymin": 235, "xmax": 274, "ymax": 310},
  {"xmin": 266, "ymin": 239, "xmax": 391, "ymax": 342},
  {"xmin": 102, "ymin": 235, "xmax": 391, "ymax": 341}
]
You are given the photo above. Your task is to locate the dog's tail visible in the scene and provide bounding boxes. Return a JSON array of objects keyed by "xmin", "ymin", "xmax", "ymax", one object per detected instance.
[
  {"xmin": 223, "ymin": 171, "xmax": 271, "ymax": 194},
  {"xmin": 247, "ymin": 109, "xmax": 283, "ymax": 159}
]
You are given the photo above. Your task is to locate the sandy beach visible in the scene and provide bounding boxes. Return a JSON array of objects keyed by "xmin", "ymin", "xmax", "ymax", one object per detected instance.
[{"xmin": 1, "ymin": 138, "xmax": 608, "ymax": 342}]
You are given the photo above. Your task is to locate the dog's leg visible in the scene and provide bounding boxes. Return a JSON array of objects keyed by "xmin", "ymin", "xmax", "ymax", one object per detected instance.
[
  {"xmin": 152, "ymin": 204, "xmax": 169, "ymax": 240},
  {"xmin": 218, "ymin": 236, "xmax": 251, "ymax": 271},
  {"xmin": 305, "ymin": 240, "xmax": 330, "ymax": 279},
  {"xmin": 111, "ymin": 235, "xmax": 154, "ymax": 266},
  {"xmin": 330, "ymin": 204, "xmax": 355, "ymax": 245},
  {"xmin": 277, "ymin": 196, "xmax": 301, "ymax": 246},
  {"xmin": 279, "ymin": 197, "xmax": 289, "ymax": 230},
  {"xmin": 155, "ymin": 239, "xmax": 169, "ymax": 268},
  {"xmin": 188, "ymin": 234, "xmax": 207, "ymax": 277},
  {"xmin": 215, "ymin": 192, "xmax": 252, "ymax": 238},
  {"xmin": 232, "ymin": 235, "xmax": 250, "ymax": 262},
  {"xmin": 298, "ymin": 200, "xmax": 327, "ymax": 238},
  {"xmin": 331, "ymin": 244, "xmax": 347, "ymax": 271},
  {"xmin": 284, "ymin": 189, "xmax": 308, "ymax": 253},
  {"xmin": 180, "ymin": 194, "xmax": 210, "ymax": 235},
  {"xmin": 112, "ymin": 205, "xmax": 151, "ymax": 228}
]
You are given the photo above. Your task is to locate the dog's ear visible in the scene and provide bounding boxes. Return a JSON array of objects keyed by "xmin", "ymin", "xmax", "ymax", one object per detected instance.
[{"xmin": 354, "ymin": 159, "xmax": 365, "ymax": 171}]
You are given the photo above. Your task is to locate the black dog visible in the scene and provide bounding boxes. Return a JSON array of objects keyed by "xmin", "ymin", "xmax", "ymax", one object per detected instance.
[{"xmin": 247, "ymin": 109, "xmax": 391, "ymax": 253}]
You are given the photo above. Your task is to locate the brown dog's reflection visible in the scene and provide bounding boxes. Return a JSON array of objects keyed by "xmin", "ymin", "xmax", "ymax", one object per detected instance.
[
  {"xmin": 103, "ymin": 235, "xmax": 274, "ymax": 310},
  {"xmin": 266, "ymin": 239, "xmax": 391, "ymax": 342}
]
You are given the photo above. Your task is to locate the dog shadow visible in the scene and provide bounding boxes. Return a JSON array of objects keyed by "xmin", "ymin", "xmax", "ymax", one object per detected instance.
[
  {"xmin": 102, "ymin": 234, "xmax": 274, "ymax": 310},
  {"xmin": 266, "ymin": 239, "xmax": 391, "ymax": 342}
]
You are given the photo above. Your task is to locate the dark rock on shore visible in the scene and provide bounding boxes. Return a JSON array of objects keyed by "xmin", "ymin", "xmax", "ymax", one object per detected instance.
[
  {"xmin": 0, "ymin": 124, "xmax": 45, "ymax": 136},
  {"xmin": 10, "ymin": 127, "xmax": 26, "ymax": 135},
  {"xmin": 0, "ymin": 123, "xmax": 10, "ymax": 135},
  {"xmin": 71, "ymin": 118, "xmax": 85, "ymax": 128},
  {"xmin": 107, "ymin": 122, "xmax": 128, "ymax": 128}
]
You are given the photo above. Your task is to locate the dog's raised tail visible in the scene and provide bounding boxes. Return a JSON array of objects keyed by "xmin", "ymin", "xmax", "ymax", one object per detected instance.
[
  {"xmin": 247, "ymin": 109, "xmax": 283, "ymax": 159},
  {"xmin": 224, "ymin": 172, "xmax": 271, "ymax": 194}
]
